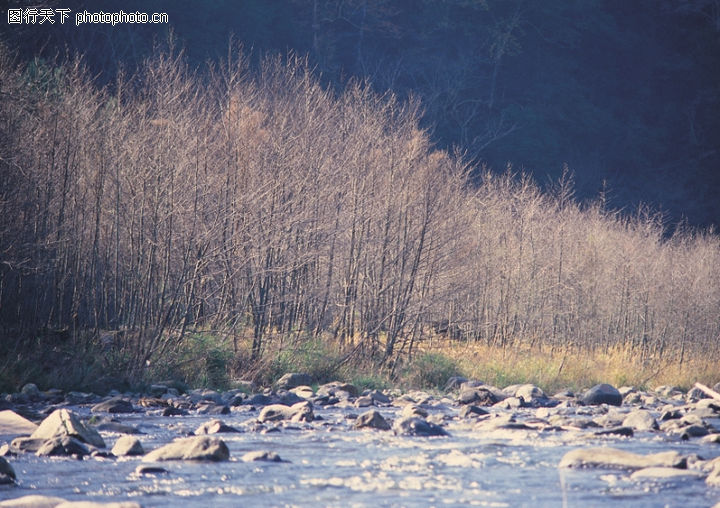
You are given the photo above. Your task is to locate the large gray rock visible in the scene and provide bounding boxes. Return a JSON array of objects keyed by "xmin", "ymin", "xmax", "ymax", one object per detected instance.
[
  {"xmin": 0, "ymin": 410, "xmax": 39, "ymax": 436},
  {"xmin": 622, "ymin": 410, "xmax": 659, "ymax": 431},
  {"xmin": 0, "ymin": 495, "xmax": 68, "ymax": 508},
  {"xmin": 91, "ymin": 397, "xmax": 134, "ymax": 414},
  {"xmin": 354, "ymin": 410, "xmax": 391, "ymax": 430},
  {"xmin": 31, "ymin": 409, "xmax": 105, "ymax": 448},
  {"xmin": 36, "ymin": 436, "xmax": 91, "ymax": 457},
  {"xmin": 275, "ymin": 373, "xmax": 312, "ymax": 390},
  {"xmin": 111, "ymin": 436, "xmax": 144, "ymax": 456},
  {"xmin": 559, "ymin": 447, "xmax": 686, "ymax": 470},
  {"xmin": 142, "ymin": 436, "xmax": 229, "ymax": 462},
  {"xmin": 0, "ymin": 456, "xmax": 15, "ymax": 484},
  {"xmin": 258, "ymin": 402, "xmax": 313, "ymax": 423},
  {"xmin": 393, "ymin": 416, "xmax": 449, "ymax": 437},
  {"xmin": 582, "ymin": 384, "xmax": 622, "ymax": 406}
]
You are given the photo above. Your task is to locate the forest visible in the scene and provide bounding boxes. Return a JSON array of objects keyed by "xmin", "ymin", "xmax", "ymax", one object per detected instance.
[{"xmin": 1, "ymin": 1, "xmax": 719, "ymax": 392}]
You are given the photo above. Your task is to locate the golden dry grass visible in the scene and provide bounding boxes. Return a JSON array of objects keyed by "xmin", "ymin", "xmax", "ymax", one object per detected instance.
[{"xmin": 430, "ymin": 340, "xmax": 720, "ymax": 393}]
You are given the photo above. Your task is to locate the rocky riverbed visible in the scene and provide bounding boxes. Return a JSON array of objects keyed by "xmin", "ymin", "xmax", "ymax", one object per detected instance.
[{"xmin": 1, "ymin": 376, "xmax": 720, "ymax": 507}]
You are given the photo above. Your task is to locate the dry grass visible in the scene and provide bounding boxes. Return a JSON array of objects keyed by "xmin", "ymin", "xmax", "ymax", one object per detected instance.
[{"xmin": 432, "ymin": 340, "xmax": 720, "ymax": 394}]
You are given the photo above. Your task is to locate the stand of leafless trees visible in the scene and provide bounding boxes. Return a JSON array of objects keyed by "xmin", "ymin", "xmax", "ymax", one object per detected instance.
[{"xmin": 1, "ymin": 43, "xmax": 718, "ymax": 383}]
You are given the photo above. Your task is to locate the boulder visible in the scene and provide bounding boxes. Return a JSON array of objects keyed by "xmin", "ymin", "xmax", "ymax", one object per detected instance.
[
  {"xmin": 20, "ymin": 384, "xmax": 41, "ymax": 401},
  {"xmin": 559, "ymin": 447, "xmax": 686, "ymax": 470},
  {"xmin": 31, "ymin": 409, "xmax": 105, "ymax": 448},
  {"xmin": 91, "ymin": 397, "xmax": 134, "ymax": 414},
  {"xmin": 457, "ymin": 387, "xmax": 499, "ymax": 406},
  {"xmin": 0, "ymin": 410, "xmax": 39, "ymax": 435},
  {"xmin": 622, "ymin": 410, "xmax": 659, "ymax": 431},
  {"xmin": 354, "ymin": 410, "xmax": 391, "ymax": 430},
  {"xmin": 36, "ymin": 436, "xmax": 90, "ymax": 457},
  {"xmin": 275, "ymin": 373, "xmax": 312, "ymax": 390},
  {"xmin": 194, "ymin": 419, "xmax": 240, "ymax": 435},
  {"xmin": 0, "ymin": 495, "xmax": 68, "ymax": 508},
  {"xmin": 258, "ymin": 402, "xmax": 313, "ymax": 423},
  {"xmin": 0, "ymin": 456, "xmax": 15, "ymax": 484},
  {"xmin": 393, "ymin": 416, "xmax": 449, "ymax": 437},
  {"xmin": 241, "ymin": 450, "xmax": 284, "ymax": 462},
  {"xmin": 581, "ymin": 384, "xmax": 622, "ymax": 406},
  {"xmin": 142, "ymin": 436, "xmax": 229, "ymax": 462},
  {"xmin": 316, "ymin": 382, "xmax": 359, "ymax": 399},
  {"xmin": 111, "ymin": 436, "xmax": 144, "ymax": 456}
]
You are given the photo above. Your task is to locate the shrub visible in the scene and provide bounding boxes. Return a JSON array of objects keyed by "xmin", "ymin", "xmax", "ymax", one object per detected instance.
[{"xmin": 400, "ymin": 352, "xmax": 460, "ymax": 390}]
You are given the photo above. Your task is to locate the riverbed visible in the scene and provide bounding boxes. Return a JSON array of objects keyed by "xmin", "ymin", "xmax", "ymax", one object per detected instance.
[{"xmin": 3, "ymin": 394, "xmax": 720, "ymax": 507}]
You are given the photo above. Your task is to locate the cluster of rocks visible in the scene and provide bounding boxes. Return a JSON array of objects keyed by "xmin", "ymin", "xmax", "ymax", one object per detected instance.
[{"xmin": 2, "ymin": 377, "xmax": 720, "ymax": 505}]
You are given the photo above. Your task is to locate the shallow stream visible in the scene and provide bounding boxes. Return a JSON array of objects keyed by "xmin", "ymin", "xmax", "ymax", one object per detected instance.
[{"xmin": 3, "ymin": 403, "xmax": 720, "ymax": 507}]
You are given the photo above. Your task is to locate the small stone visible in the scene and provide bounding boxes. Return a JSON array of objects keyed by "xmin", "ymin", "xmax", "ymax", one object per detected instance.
[
  {"xmin": 0, "ymin": 456, "xmax": 16, "ymax": 483},
  {"xmin": 393, "ymin": 416, "xmax": 449, "ymax": 437},
  {"xmin": 458, "ymin": 405, "xmax": 489, "ymax": 418},
  {"xmin": 681, "ymin": 425, "xmax": 710, "ymax": 439},
  {"xmin": 369, "ymin": 390, "xmax": 391, "ymax": 405},
  {"xmin": 401, "ymin": 405, "xmax": 428, "ymax": 419},
  {"xmin": 95, "ymin": 422, "xmax": 142, "ymax": 435},
  {"xmin": 9, "ymin": 437, "xmax": 46, "ymax": 453},
  {"xmin": 354, "ymin": 396, "xmax": 374, "ymax": 408},
  {"xmin": 630, "ymin": 467, "xmax": 705, "ymax": 481},
  {"xmin": 622, "ymin": 410, "xmax": 659, "ymax": 431},
  {"xmin": 354, "ymin": 410, "xmax": 391, "ymax": 430},
  {"xmin": 134, "ymin": 465, "xmax": 168, "ymax": 475},
  {"xmin": 196, "ymin": 403, "xmax": 230, "ymax": 415},
  {"xmin": 111, "ymin": 436, "xmax": 144, "ymax": 456},
  {"xmin": 241, "ymin": 450, "xmax": 284, "ymax": 462},
  {"xmin": 594, "ymin": 426, "xmax": 634, "ymax": 437},
  {"xmin": 559, "ymin": 447, "xmax": 686, "ymax": 469},
  {"xmin": 194, "ymin": 419, "xmax": 240, "ymax": 435}
]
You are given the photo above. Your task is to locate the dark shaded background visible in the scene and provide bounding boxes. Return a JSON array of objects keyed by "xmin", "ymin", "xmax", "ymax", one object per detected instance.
[{"xmin": 2, "ymin": 0, "xmax": 719, "ymax": 228}]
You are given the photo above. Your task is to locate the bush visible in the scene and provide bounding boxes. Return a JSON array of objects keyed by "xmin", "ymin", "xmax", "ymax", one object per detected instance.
[{"xmin": 400, "ymin": 352, "xmax": 460, "ymax": 390}]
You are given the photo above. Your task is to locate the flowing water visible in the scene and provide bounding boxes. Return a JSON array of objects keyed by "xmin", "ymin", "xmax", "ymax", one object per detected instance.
[{"xmin": 2, "ymin": 404, "xmax": 720, "ymax": 507}]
